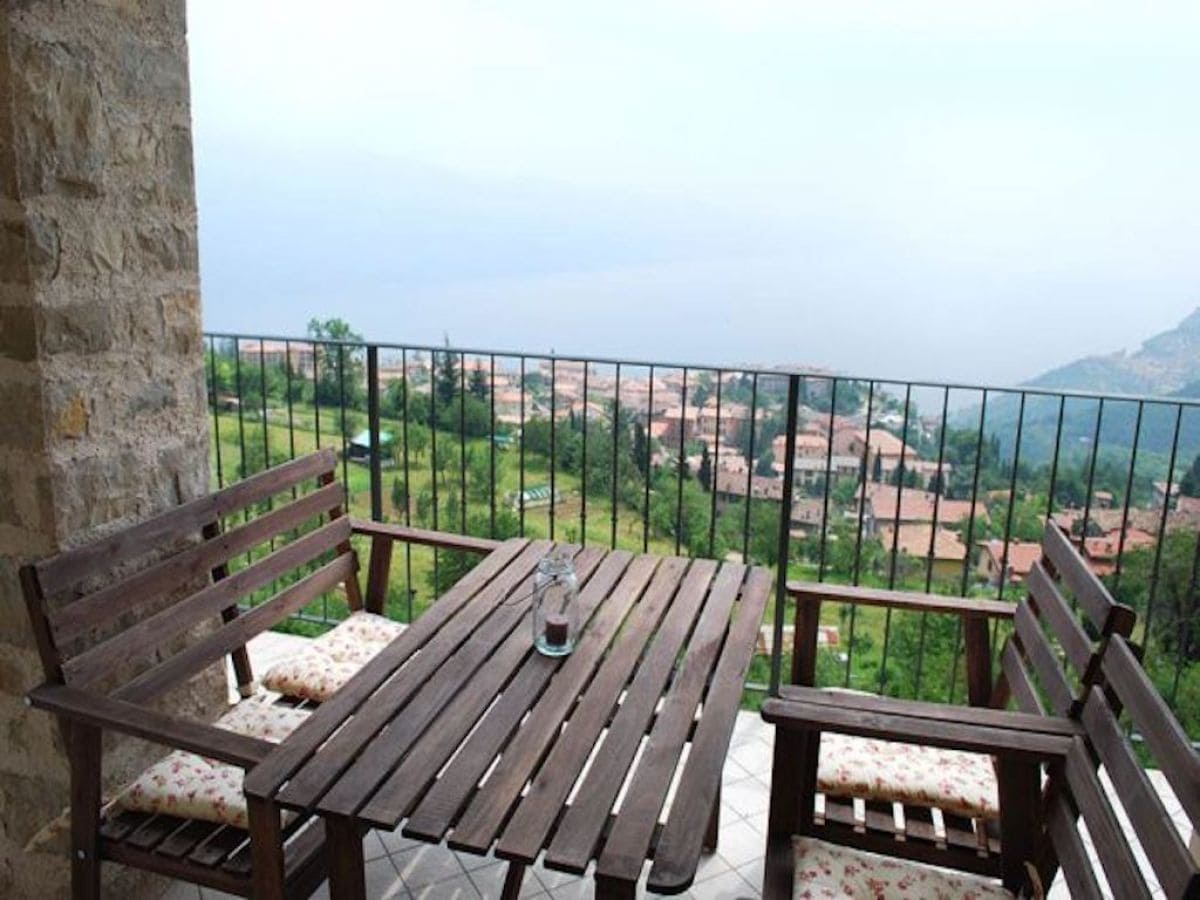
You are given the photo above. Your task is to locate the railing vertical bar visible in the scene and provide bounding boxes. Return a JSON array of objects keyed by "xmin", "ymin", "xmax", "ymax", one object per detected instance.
[
  {"xmin": 459, "ymin": 352, "xmax": 467, "ymax": 534},
  {"xmin": 258, "ymin": 340, "xmax": 269, "ymax": 470},
  {"xmin": 367, "ymin": 345, "xmax": 382, "ymax": 522},
  {"xmin": 708, "ymin": 370, "xmax": 723, "ymax": 558},
  {"xmin": 519, "ymin": 356, "xmax": 526, "ymax": 536},
  {"xmin": 816, "ymin": 378, "xmax": 837, "ymax": 582},
  {"xmin": 914, "ymin": 386, "xmax": 952, "ymax": 696},
  {"xmin": 879, "ymin": 383, "xmax": 912, "ymax": 691},
  {"xmin": 771, "ymin": 374, "xmax": 801, "ymax": 696},
  {"xmin": 643, "ymin": 365, "xmax": 652, "ymax": 553},
  {"xmin": 949, "ymin": 389, "xmax": 988, "ymax": 703},
  {"xmin": 550, "ymin": 357, "xmax": 557, "ymax": 541},
  {"xmin": 1112, "ymin": 400, "xmax": 1144, "ymax": 592},
  {"xmin": 997, "ymin": 392, "xmax": 1027, "ymax": 603},
  {"xmin": 612, "ymin": 363, "xmax": 621, "ymax": 550},
  {"xmin": 431, "ymin": 350, "xmax": 440, "ymax": 587},
  {"xmin": 208, "ymin": 335, "xmax": 224, "ymax": 489},
  {"xmin": 1146, "ymin": 404, "xmax": 1184, "ymax": 645},
  {"xmin": 675, "ymin": 368, "xmax": 689, "ymax": 556},
  {"xmin": 401, "ymin": 348, "xmax": 413, "ymax": 620},
  {"xmin": 1045, "ymin": 395, "xmax": 1066, "ymax": 518},
  {"xmin": 743, "ymin": 374, "xmax": 759, "ymax": 563},
  {"xmin": 233, "ymin": 339, "xmax": 247, "ymax": 490},
  {"xmin": 580, "ymin": 361, "xmax": 589, "ymax": 546},
  {"xmin": 337, "ymin": 344, "xmax": 349, "ymax": 510},
  {"xmin": 846, "ymin": 381, "xmax": 876, "ymax": 688},
  {"xmin": 1079, "ymin": 398, "xmax": 1105, "ymax": 548},
  {"xmin": 489, "ymin": 354, "xmax": 497, "ymax": 539},
  {"xmin": 284, "ymin": 340, "xmax": 296, "ymax": 460},
  {"xmin": 311, "ymin": 340, "xmax": 321, "ymax": 450}
]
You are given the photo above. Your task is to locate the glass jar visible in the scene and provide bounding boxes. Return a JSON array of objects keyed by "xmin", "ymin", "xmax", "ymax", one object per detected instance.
[{"xmin": 532, "ymin": 552, "xmax": 578, "ymax": 657}]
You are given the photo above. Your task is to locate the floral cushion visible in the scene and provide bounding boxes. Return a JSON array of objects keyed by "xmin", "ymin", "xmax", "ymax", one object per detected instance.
[
  {"xmin": 793, "ymin": 836, "xmax": 1013, "ymax": 898},
  {"xmin": 818, "ymin": 732, "xmax": 999, "ymax": 819},
  {"xmin": 260, "ymin": 611, "xmax": 406, "ymax": 703},
  {"xmin": 116, "ymin": 701, "xmax": 309, "ymax": 828}
]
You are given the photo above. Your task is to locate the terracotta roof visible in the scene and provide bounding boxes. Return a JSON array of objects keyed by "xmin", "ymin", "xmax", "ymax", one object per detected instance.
[
  {"xmin": 980, "ymin": 539, "xmax": 1043, "ymax": 578},
  {"xmin": 878, "ymin": 524, "xmax": 967, "ymax": 562},
  {"xmin": 863, "ymin": 482, "xmax": 986, "ymax": 526}
]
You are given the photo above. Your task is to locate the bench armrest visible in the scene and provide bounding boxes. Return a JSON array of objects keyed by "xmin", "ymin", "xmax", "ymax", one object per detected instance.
[
  {"xmin": 349, "ymin": 519, "xmax": 501, "ymax": 555},
  {"xmin": 27, "ymin": 683, "xmax": 274, "ymax": 769},
  {"xmin": 788, "ymin": 581, "xmax": 1015, "ymax": 619},
  {"xmin": 761, "ymin": 689, "xmax": 1071, "ymax": 762}
]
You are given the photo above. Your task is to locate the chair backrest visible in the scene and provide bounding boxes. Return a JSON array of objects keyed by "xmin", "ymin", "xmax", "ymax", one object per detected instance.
[
  {"xmin": 1046, "ymin": 636, "xmax": 1198, "ymax": 899},
  {"xmin": 19, "ymin": 449, "xmax": 359, "ymax": 703},
  {"xmin": 994, "ymin": 519, "xmax": 1136, "ymax": 716}
]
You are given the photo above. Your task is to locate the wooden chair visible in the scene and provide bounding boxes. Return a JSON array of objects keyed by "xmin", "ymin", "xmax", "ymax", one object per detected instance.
[
  {"xmin": 760, "ymin": 633, "xmax": 1199, "ymax": 898},
  {"xmin": 19, "ymin": 449, "xmax": 498, "ymax": 898},
  {"xmin": 782, "ymin": 519, "xmax": 1136, "ymax": 876}
]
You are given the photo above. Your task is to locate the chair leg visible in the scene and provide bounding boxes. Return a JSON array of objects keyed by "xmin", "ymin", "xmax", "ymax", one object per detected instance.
[
  {"xmin": 763, "ymin": 727, "xmax": 816, "ymax": 900},
  {"xmin": 499, "ymin": 862, "xmax": 526, "ymax": 900},
  {"xmin": 68, "ymin": 722, "xmax": 102, "ymax": 900}
]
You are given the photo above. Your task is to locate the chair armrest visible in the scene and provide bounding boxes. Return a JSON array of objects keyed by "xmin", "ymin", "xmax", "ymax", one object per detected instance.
[
  {"xmin": 27, "ymin": 683, "xmax": 274, "ymax": 769},
  {"xmin": 788, "ymin": 581, "xmax": 1015, "ymax": 619},
  {"xmin": 349, "ymin": 519, "xmax": 501, "ymax": 555},
  {"xmin": 761, "ymin": 691, "xmax": 1071, "ymax": 762}
]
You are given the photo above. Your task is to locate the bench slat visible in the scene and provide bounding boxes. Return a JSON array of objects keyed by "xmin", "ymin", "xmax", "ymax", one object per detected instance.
[
  {"xmin": 35, "ymin": 449, "xmax": 336, "ymax": 596},
  {"xmin": 62, "ymin": 517, "xmax": 350, "ymax": 687}
]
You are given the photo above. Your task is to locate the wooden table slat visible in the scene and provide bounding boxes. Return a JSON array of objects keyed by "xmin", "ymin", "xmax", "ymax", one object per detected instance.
[
  {"xmin": 305, "ymin": 543, "xmax": 589, "ymax": 818},
  {"xmin": 354, "ymin": 546, "xmax": 611, "ymax": 826},
  {"xmin": 245, "ymin": 537, "xmax": 532, "ymax": 800},
  {"xmin": 492, "ymin": 559, "xmax": 721, "ymax": 863},
  {"xmin": 447, "ymin": 556, "xmax": 696, "ymax": 855},
  {"xmin": 644, "ymin": 567, "xmax": 772, "ymax": 894},
  {"xmin": 551, "ymin": 562, "xmax": 747, "ymax": 876},
  {"xmin": 361, "ymin": 550, "xmax": 637, "ymax": 827},
  {"xmin": 403, "ymin": 553, "xmax": 662, "ymax": 842}
]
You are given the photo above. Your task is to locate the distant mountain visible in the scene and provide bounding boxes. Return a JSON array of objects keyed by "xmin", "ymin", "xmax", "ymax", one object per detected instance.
[
  {"xmin": 953, "ymin": 308, "xmax": 1200, "ymax": 461},
  {"xmin": 1026, "ymin": 308, "xmax": 1200, "ymax": 397}
]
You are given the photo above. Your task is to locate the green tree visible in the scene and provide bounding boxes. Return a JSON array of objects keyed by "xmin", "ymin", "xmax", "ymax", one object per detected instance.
[
  {"xmin": 307, "ymin": 318, "xmax": 365, "ymax": 409},
  {"xmin": 698, "ymin": 444, "xmax": 713, "ymax": 492},
  {"xmin": 1180, "ymin": 454, "xmax": 1200, "ymax": 497},
  {"xmin": 435, "ymin": 341, "xmax": 459, "ymax": 408},
  {"xmin": 390, "ymin": 475, "xmax": 408, "ymax": 516},
  {"xmin": 755, "ymin": 448, "xmax": 776, "ymax": 477},
  {"xmin": 407, "ymin": 424, "xmax": 429, "ymax": 460},
  {"xmin": 468, "ymin": 366, "xmax": 489, "ymax": 401}
]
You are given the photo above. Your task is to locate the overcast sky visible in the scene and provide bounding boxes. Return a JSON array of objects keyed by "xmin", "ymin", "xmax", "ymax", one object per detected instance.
[{"xmin": 187, "ymin": 1, "xmax": 1200, "ymax": 386}]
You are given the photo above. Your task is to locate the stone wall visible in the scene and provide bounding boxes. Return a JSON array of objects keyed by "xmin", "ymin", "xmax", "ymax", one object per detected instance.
[{"xmin": 0, "ymin": 2, "xmax": 223, "ymax": 896}]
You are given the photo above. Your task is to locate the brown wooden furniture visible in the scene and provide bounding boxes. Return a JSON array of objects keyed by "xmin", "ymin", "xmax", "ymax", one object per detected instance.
[
  {"xmin": 243, "ymin": 543, "xmax": 772, "ymax": 900},
  {"xmin": 19, "ymin": 449, "xmax": 497, "ymax": 899},
  {"xmin": 783, "ymin": 520, "xmax": 1136, "ymax": 876},
  {"xmin": 760, "ymin": 633, "xmax": 1200, "ymax": 898}
]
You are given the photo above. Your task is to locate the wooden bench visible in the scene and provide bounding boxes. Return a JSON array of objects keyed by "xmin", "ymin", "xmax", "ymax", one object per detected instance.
[
  {"xmin": 19, "ymin": 449, "xmax": 499, "ymax": 899},
  {"xmin": 761, "ymin": 633, "xmax": 1200, "ymax": 898},
  {"xmin": 783, "ymin": 520, "xmax": 1136, "ymax": 876}
]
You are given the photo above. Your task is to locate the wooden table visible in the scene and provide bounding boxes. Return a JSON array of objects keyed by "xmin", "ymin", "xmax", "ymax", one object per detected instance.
[{"xmin": 243, "ymin": 538, "xmax": 771, "ymax": 899}]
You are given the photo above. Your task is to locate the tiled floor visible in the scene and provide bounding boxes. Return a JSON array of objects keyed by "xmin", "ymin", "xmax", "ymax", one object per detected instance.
[{"xmin": 153, "ymin": 632, "xmax": 1193, "ymax": 899}]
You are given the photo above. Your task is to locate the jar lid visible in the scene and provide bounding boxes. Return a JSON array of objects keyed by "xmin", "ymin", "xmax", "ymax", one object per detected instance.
[{"xmin": 538, "ymin": 550, "xmax": 574, "ymax": 577}]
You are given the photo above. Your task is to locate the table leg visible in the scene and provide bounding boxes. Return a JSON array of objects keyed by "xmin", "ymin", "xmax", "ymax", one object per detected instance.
[
  {"xmin": 595, "ymin": 874, "xmax": 637, "ymax": 899},
  {"xmin": 500, "ymin": 861, "xmax": 527, "ymax": 900},
  {"xmin": 703, "ymin": 783, "xmax": 720, "ymax": 853},
  {"xmin": 326, "ymin": 815, "xmax": 366, "ymax": 900},
  {"xmin": 247, "ymin": 796, "xmax": 286, "ymax": 900}
]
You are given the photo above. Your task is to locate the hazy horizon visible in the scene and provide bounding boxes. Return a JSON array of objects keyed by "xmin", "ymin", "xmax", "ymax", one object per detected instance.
[{"xmin": 188, "ymin": 1, "xmax": 1200, "ymax": 387}]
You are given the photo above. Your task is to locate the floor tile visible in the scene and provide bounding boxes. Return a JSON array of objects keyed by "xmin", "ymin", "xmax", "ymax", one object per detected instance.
[
  {"xmin": 714, "ymin": 819, "xmax": 766, "ymax": 869},
  {"xmin": 686, "ymin": 868, "xmax": 758, "ymax": 900},
  {"xmin": 393, "ymin": 842, "xmax": 467, "ymax": 890},
  {"xmin": 378, "ymin": 827, "xmax": 422, "ymax": 855},
  {"xmin": 161, "ymin": 884, "xmax": 201, "ymax": 900},
  {"xmin": 735, "ymin": 859, "xmax": 764, "ymax": 895},
  {"xmin": 365, "ymin": 856, "xmax": 410, "ymax": 899},
  {"xmin": 721, "ymin": 777, "xmax": 770, "ymax": 819},
  {"xmin": 693, "ymin": 850, "xmax": 732, "ymax": 884},
  {"xmin": 467, "ymin": 860, "xmax": 546, "ymax": 899},
  {"xmin": 408, "ymin": 871, "xmax": 480, "ymax": 899}
]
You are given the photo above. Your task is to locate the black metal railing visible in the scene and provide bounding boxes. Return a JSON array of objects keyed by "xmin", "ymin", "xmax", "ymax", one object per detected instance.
[{"xmin": 204, "ymin": 331, "xmax": 1200, "ymax": 734}]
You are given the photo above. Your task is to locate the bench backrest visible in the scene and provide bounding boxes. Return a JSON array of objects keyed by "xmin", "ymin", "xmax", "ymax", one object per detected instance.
[
  {"xmin": 995, "ymin": 520, "xmax": 1136, "ymax": 716},
  {"xmin": 1047, "ymin": 636, "xmax": 1198, "ymax": 899},
  {"xmin": 19, "ymin": 449, "xmax": 360, "ymax": 702}
]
